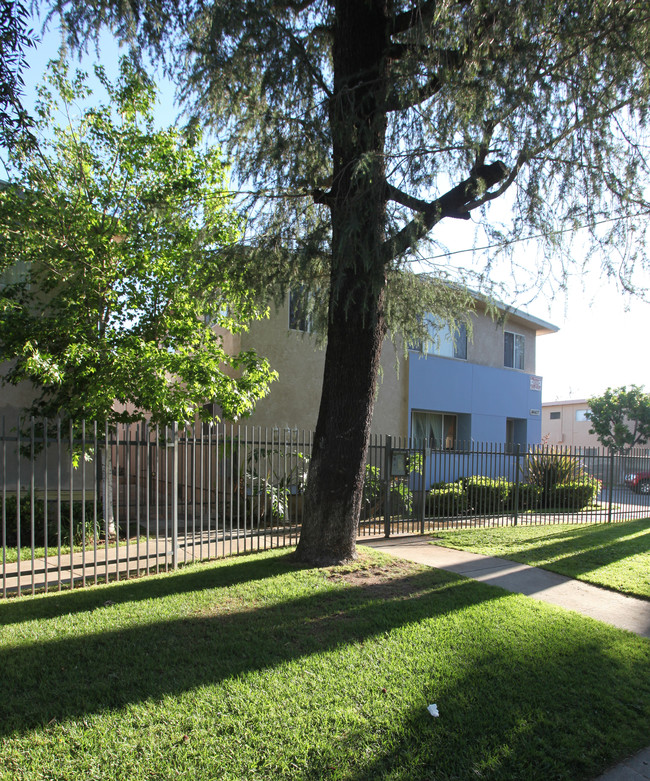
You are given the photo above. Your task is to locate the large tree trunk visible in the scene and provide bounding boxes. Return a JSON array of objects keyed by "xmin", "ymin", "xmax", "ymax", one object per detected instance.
[{"xmin": 295, "ymin": 0, "xmax": 390, "ymax": 564}]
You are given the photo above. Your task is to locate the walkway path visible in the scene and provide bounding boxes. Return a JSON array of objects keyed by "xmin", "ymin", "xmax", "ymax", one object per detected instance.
[{"xmin": 362, "ymin": 534, "xmax": 650, "ymax": 781}]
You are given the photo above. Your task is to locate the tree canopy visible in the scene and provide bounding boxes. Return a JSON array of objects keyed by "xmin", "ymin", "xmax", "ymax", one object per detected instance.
[
  {"xmin": 49, "ymin": 0, "xmax": 650, "ymax": 562},
  {"xmin": 0, "ymin": 0, "xmax": 36, "ymax": 143},
  {"xmin": 0, "ymin": 57, "xmax": 276, "ymax": 428},
  {"xmin": 587, "ymin": 386, "xmax": 650, "ymax": 452}
]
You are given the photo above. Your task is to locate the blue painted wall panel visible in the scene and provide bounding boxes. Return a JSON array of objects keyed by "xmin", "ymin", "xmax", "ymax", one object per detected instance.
[{"xmin": 407, "ymin": 352, "xmax": 542, "ymax": 444}]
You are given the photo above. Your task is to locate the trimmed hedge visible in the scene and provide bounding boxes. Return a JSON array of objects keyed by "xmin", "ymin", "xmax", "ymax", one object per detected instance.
[
  {"xmin": 544, "ymin": 478, "xmax": 601, "ymax": 510},
  {"xmin": 427, "ymin": 475, "xmax": 599, "ymax": 517},
  {"xmin": 464, "ymin": 476, "xmax": 511, "ymax": 513},
  {"xmin": 427, "ymin": 483, "xmax": 468, "ymax": 517},
  {"xmin": 513, "ymin": 483, "xmax": 544, "ymax": 511}
]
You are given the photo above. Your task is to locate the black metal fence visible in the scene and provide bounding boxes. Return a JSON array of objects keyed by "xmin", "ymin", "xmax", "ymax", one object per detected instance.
[{"xmin": 2, "ymin": 417, "xmax": 649, "ymax": 597}]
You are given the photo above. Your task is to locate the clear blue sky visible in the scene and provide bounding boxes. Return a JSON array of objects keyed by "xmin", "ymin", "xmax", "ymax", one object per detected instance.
[{"xmin": 15, "ymin": 17, "xmax": 650, "ymax": 405}]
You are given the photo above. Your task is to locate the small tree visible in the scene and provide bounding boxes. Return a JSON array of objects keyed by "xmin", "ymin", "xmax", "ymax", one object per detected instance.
[
  {"xmin": 0, "ymin": 58, "xmax": 276, "ymax": 526},
  {"xmin": 0, "ymin": 57, "xmax": 275, "ymax": 427},
  {"xmin": 587, "ymin": 386, "xmax": 650, "ymax": 452}
]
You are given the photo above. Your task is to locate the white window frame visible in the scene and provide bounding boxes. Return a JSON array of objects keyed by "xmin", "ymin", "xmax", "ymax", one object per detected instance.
[{"xmin": 504, "ymin": 331, "xmax": 525, "ymax": 370}]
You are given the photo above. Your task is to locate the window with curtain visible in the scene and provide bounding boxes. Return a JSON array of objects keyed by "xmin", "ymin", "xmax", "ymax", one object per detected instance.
[
  {"xmin": 411, "ymin": 411, "xmax": 457, "ymax": 449},
  {"xmin": 422, "ymin": 320, "xmax": 467, "ymax": 359}
]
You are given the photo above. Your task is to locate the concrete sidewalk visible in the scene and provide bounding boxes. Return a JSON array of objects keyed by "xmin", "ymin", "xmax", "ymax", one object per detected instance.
[
  {"xmin": 362, "ymin": 535, "xmax": 650, "ymax": 780},
  {"xmin": 362, "ymin": 535, "xmax": 650, "ymax": 638}
]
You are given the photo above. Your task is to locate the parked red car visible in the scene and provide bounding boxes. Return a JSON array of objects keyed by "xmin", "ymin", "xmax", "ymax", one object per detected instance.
[{"xmin": 625, "ymin": 471, "xmax": 650, "ymax": 494}]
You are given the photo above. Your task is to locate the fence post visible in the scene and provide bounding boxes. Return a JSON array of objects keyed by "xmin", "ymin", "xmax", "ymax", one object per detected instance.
[
  {"xmin": 383, "ymin": 435, "xmax": 392, "ymax": 538},
  {"xmin": 607, "ymin": 449, "xmax": 615, "ymax": 524},
  {"xmin": 513, "ymin": 444, "xmax": 520, "ymax": 526},
  {"xmin": 171, "ymin": 422, "xmax": 179, "ymax": 568},
  {"xmin": 420, "ymin": 446, "xmax": 428, "ymax": 534}
]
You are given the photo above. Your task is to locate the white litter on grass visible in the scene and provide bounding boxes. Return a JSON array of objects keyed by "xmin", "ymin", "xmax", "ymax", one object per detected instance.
[{"xmin": 427, "ymin": 704, "xmax": 439, "ymax": 717}]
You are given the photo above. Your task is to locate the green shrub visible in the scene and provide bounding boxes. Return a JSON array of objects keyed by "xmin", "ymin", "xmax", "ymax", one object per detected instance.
[
  {"xmin": 523, "ymin": 447, "xmax": 586, "ymax": 506},
  {"xmin": 2, "ymin": 495, "xmax": 98, "ymax": 548},
  {"xmin": 465, "ymin": 476, "xmax": 512, "ymax": 514},
  {"xmin": 513, "ymin": 483, "xmax": 543, "ymax": 511},
  {"xmin": 427, "ymin": 483, "xmax": 468, "ymax": 517},
  {"xmin": 545, "ymin": 478, "xmax": 601, "ymax": 510}
]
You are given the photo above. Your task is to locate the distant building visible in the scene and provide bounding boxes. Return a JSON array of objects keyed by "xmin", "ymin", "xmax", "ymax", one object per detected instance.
[{"xmin": 542, "ymin": 399, "xmax": 602, "ymax": 450}]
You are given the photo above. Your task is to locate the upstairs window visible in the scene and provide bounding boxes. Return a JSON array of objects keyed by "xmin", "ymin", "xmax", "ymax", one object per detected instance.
[
  {"xmin": 549, "ymin": 411, "xmax": 561, "ymax": 420},
  {"xmin": 420, "ymin": 320, "xmax": 468, "ymax": 359},
  {"xmin": 288, "ymin": 288, "xmax": 313, "ymax": 333},
  {"xmin": 504, "ymin": 331, "xmax": 525, "ymax": 370}
]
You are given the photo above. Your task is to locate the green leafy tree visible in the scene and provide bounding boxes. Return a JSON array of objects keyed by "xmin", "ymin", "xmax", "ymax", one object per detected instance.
[
  {"xmin": 0, "ymin": 0, "xmax": 36, "ymax": 143},
  {"xmin": 0, "ymin": 57, "xmax": 276, "ymax": 428},
  {"xmin": 51, "ymin": 0, "xmax": 650, "ymax": 563},
  {"xmin": 587, "ymin": 386, "xmax": 650, "ymax": 452}
]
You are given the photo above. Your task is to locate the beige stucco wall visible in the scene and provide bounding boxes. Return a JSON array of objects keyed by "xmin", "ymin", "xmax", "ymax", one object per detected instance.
[
  {"xmin": 238, "ymin": 301, "xmax": 409, "ymax": 436},
  {"xmin": 469, "ymin": 307, "xmax": 537, "ymax": 374},
  {"xmin": 542, "ymin": 400, "xmax": 602, "ymax": 449},
  {"xmin": 0, "ymin": 364, "xmax": 39, "ymax": 420}
]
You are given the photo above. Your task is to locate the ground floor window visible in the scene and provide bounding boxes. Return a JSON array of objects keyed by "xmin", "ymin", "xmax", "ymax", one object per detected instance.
[{"xmin": 412, "ymin": 410, "xmax": 457, "ymax": 449}]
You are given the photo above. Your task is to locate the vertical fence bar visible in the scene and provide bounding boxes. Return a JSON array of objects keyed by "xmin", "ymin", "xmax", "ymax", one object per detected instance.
[
  {"xmin": 513, "ymin": 444, "xmax": 520, "ymax": 526},
  {"xmin": 383, "ymin": 434, "xmax": 392, "ymax": 538},
  {"xmin": 1, "ymin": 415, "xmax": 7, "ymax": 599},
  {"xmin": 16, "ymin": 423, "xmax": 21, "ymax": 595},
  {"xmin": 135, "ymin": 422, "xmax": 141, "ymax": 576},
  {"xmin": 419, "ymin": 446, "xmax": 427, "ymax": 534},
  {"xmin": 81, "ymin": 421, "xmax": 87, "ymax": 589},
  {"xmin": 115, "ymin": 423, "xmax": 122, "ymax": 580},
  {"xmin": 103, "ymin": 422, "xmax": 110, "ymax": 583},
  {"xmin": 182, "ymin": 424, "xmax": 188, "ymax": 566},
  {"xmin": 68, "ymin": 420, "xmax": 74, "ymax": 590},
  {"xmin": 1, "ymin": 418, "xmax": 6, "ymax": 599},
  {"xmin": 92, "ymin": 421, "xmax": 98, "ymax": 586},
  {"xmin": 29, "ymin": 418, "xmax": 35, "ymax": 595},
  {"xmin": 171, "ymin": 422, "xmax": 179, "ymax": 570},
  {"xmin": 144, "ymin": 422, "xmax": 151, "ymax": 576},
  {"xmin": 607, "ymin": 449, "xmax": 614, "ymax": 524}
]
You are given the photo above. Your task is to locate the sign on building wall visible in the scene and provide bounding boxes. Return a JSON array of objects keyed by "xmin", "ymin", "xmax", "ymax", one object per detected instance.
[{"xmin": 530, "ymin": 375, "xmax": 542, "ymax": 391}]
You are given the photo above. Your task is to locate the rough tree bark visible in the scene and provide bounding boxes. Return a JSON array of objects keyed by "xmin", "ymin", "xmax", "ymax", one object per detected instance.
[{"xmin": 295, "ymin": 0, "xmax": 390, "ymax": 564}]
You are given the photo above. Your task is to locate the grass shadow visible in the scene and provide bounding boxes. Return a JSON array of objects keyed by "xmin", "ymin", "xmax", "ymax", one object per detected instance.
[
  {"xmin": 0, "ymin": 563, "xmax": 499, "ymax": 737},
  {"xmin": 0, "ymin": 549, "xmax": 304, "ymax": 626}
]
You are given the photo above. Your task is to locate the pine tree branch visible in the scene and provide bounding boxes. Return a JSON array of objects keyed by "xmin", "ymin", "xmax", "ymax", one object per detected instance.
[
  {"xmin": 391, "ymin": 0, "xmax": 440, "ymax": 35},
  {"xmin": 270, "ymin": 16, "xmax": 332, "ymax": 97},
  {"xmin": 384, "ymin": 69, "xmax": 447, "ymax": 112},
  {"xmin": 385, "ymin": 183, "xmax": 430, "ymax": 212},
  {"xmin": 272, "ymin": 0, "xmax": 318, "ymax": 12},
  {"xmin": 382, "ymin": 161, "xmax": 508, "ymax": 262},
  {"xmin": 386, "ymin": 11, "xmax": 496, "ymax": 112}
]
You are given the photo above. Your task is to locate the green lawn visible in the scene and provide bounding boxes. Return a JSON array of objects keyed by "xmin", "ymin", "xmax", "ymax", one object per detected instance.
[
  {"xmin": 432, "ymin": 518, "xmax": 650, "ymax": 600},
  {"xmin": 1, "ymin": 547, "xmax": 649, "ymax": 780}
]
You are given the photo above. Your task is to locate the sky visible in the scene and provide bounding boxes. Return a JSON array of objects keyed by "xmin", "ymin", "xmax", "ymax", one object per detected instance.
[{"xmin": 12, "ymin": 17, "xmax": 650, "ymax": 406}]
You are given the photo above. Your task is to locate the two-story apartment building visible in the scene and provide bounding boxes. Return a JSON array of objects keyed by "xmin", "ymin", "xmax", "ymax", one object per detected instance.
[{"xmin": 227, "ymin": 293, "xmax": 558, "ymax": 450}]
